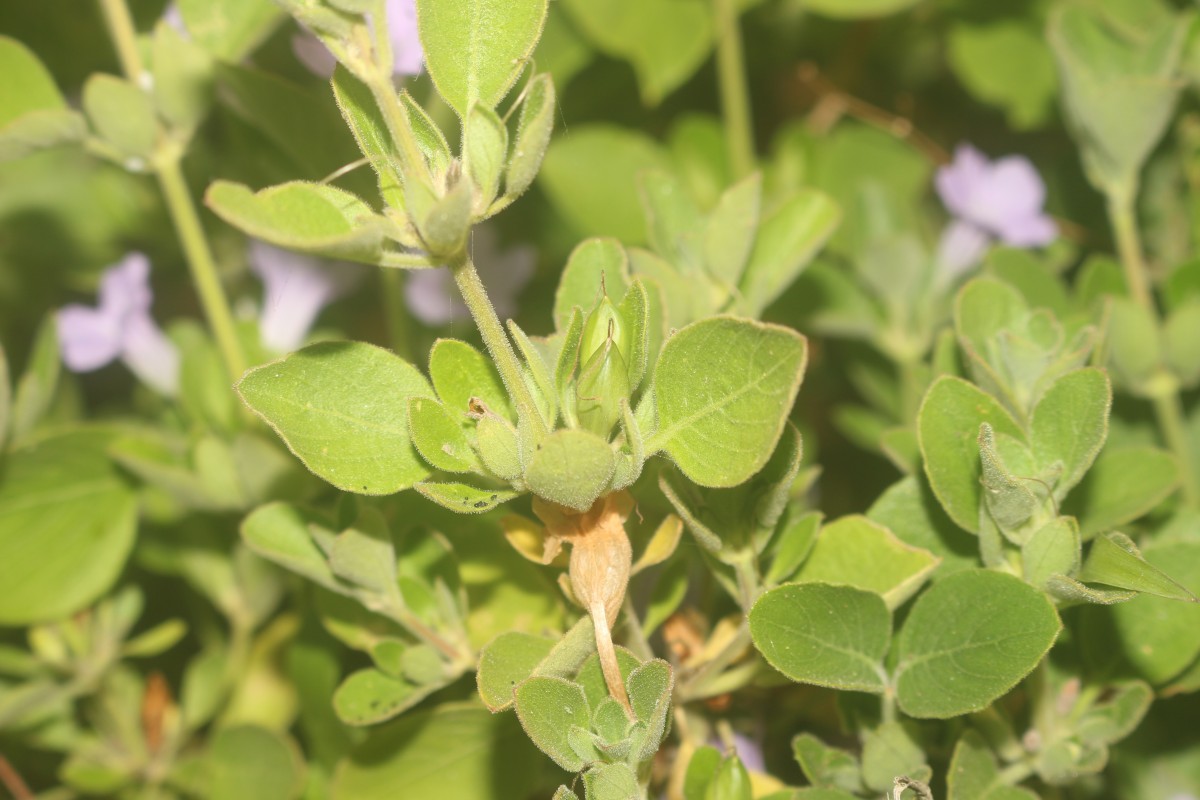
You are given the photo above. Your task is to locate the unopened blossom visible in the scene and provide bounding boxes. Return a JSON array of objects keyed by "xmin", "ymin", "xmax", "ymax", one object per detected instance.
[
  {"xmin": 934, "ymin": 144, "xmax": 1057, "ymax": 281},
  {"xmin": 249, "ymin": 241, "xmax": 363, "ymax": 353},
  {"xmin": 56, "ymin": 253, "xmax": 180, "ymax": 395},
  {"xmin": 292, "ymin": 0, "xmax": 423, "ymax": 79},
  {"xmin": 405, "ymin": 226, "xmax": 536, "ymax": 326}
]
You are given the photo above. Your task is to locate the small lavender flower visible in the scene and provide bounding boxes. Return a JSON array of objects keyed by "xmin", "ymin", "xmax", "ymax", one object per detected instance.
[
  {"xmin": 249, "ymin": 241, "xmax": 364, "ymax": 353},
  {"xmin": 56, "ymin": 253, "xmax": 180, "ymax": 395},
  {"xmin": 292, "ymin": 0, "xmax": 423, "ymax": 79},
  {"xmin": 935, "ymin": 144, "xmax": 1057, "ymax": 281},
  {"xmin": 405, "ymin": 226, "xmax": 536, "ymax": 326}
]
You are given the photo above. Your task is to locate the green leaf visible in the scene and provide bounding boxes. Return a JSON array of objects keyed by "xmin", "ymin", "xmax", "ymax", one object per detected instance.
[
  {"xmin": 514, "ymin": 675, "xmax": 591, "ymax": 771},
  {"xmin": 1030, "ymin": 368, "xmax": 1111, "ymax": 500},
  {"xmin": 1061, "ymin": 446, "xmax": 1179, "ymax": 538},
  {"xmin": 329, "ymin": 509, "xmax": 397, "ymax": 595},
  {"xmin": 561, "ymin": 0, "xmax": 712, "ymax": 105},
  {"xmin": 540, "ymin": 125, "xmax": 672, "ymax": 243},
  {"xmin": 918, "ymin": 376, "xmax": 1025, "ymax": 534},
  {"xmin": 331, "ymin": 66, "xmax": 405, "ymax": 211},
  {"xmin": 9, "ymin": 316, "xmax": 60, "ymax": 443},
  {"xmin": 0, "ymin": 36, "xmax": 86, "ymax": 160},
  {"xmin": 152, "ymin": 21, "xmax": 214, "ymax": 132},
  {"xmin": 476, "ymin": 414, "xmax": 522, "ymax": 481},
  {"xmin": 947, "ymin": 22, "xmax": 1056, "ymax": 129},
  {"xmin": 792, "ymin": 734, "xmax": 863, "ymax": 793},
  {"xmin": 1076, "ymin": 680, "xmax": 1152, "ymax": 746},
  {"xmin": 583, "ymin": 763, "xmax": 639, "ymax": 800},
  {"xmin": 82, "ymin": 74, "xmax": 158, "ymax": 161},
  {"xmin": 0, "ymin": 430, "xmax": 137, "ymax": 625},
  {"xmin": 1106, "ymin": 297, "xmax": 1161, "ymax": 390},
  {"xmin": 947, "ymin": 730, "xmax": 1004, "ymax": 800},
  {"xmin": 237, "ymin": 341, "xmax": 434, "ymax": 495},
  {"xmin": 241, "ymin": 502, "xmax": 340, "ymax": 590},
  {"xmin": 506, "ymin": 73, "xmax": 556, "ymax": 200},
  {"xmin": 765, "ymin": 511, "xmax": 822, "ymax": 586},
  {"xmin": 429, "ymin": 338, "xmax": 513, "ymax": 421},
  {"xmin": 333, "ymin": 703, "xmax": 541, "ymax": 800},
  {"xmin": 205, "ymin": 180, "xmax": 384, "ymax": 263},
  {"xmin": 416, "ymin": 0, "xmax": 549, "ymax": 117},
  {"xmin": 523, "ymin": 428, "xmax": 614, "ymax": 511},
  {"xmin": 640, "ymin": 168, "xmax": 705, "ymax": 273},
  {"xmin": 208, "ymin": 726, "xmax": 304, "ymax": 800},
  {"xmin": 1049, "ymin": 4, "xmax": 1190, "ymax": 188},
  {"xmin": 750, "ymin": 582, "xmax": 890, "ymax": 693},
  {"xmin": 332, "ymin": 668, "xmax": 438, "ymax": 725},
  {"xmin": 1022, "ymin": 517, "xmax": 1081, "ymax": 590},
  {"xmin": 176, "ymin": 0, "xmax": 283, "ymax": 61},
  {"xmin": 649, "ymin": 317, "xmax": 807, "ymax": 488},
  {"xmin": 1080, "ymin": 532, "xmax": 1198, "ymax": 601},
  {"xmin": 736, "ymin": 189, "xmax": 840, "ymax": 317},
  {"xmin": 0, "ymin": 35, "xmax": 67, "ymax": 124},
  {"xmin": 0, "ymin": 344, "xmax": 8, "ymax": 451},
  {"xmin": 554, "ymin": 238, "xmax": 631, "ymax": 330},
  {"xmin": 414, "ymin": 480, "xmax": 519, "ymax": 513},
  {"xmin": 419, "ymin": 174, "xmax": 473, "ymax": 258},
  {"xmin": 627, "ymin": 659, "xmax": 673, "ymax": 759},
  {"xmin": 867, "ymin": 476, "xmax": 979, "ymax": 580},
  {"xmin": 408, "ymin": 397, "xmax": 482, "ymax": 473},
  {"xmin": 861, "ymin": 722, "xmax": 928, "ymax": 793},
  {"xmin": 1099, "ymin": 540, "xmax": 1200, "ymax": 683},
  {"xmin": 895, "ymin": 569, "xmax": 1061, "ymax": 718},
  {"xmin": 465, "ymin": 104, "xmax": 507, "ymax": 209},
  {"xmin": 795, "ymin": 515, "xmax": 939, "ymax": 609},
  {"xmin": 477, "ymin": 631, "xmax": 555, "ymax": 711},
  {"xmin": 1165, "ymin": 300, "xmax": 1200, "ymax": 387},
  {"xmin": 703, "ymin": 172, "xmax": 762, "ymax": 288}
]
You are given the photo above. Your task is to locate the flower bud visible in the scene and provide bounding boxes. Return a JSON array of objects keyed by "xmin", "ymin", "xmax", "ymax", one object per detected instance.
[
  {"xmin": 579, "ymin": 296, "xmax": 629, "ymax": 365},
  {"xmin": 576, "ymin": 338, "xmax": 630, "ymax": 439},
  {"xmin": 707, "ymin": 754, "xmax": 752, "ymax": 800}
]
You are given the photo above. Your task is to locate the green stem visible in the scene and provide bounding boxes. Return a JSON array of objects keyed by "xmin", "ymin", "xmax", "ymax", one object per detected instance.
[
  {"xmin": 1106, "ymin": 185, "xmax": 1153, "ymax": 313},
  {"xmin": 1107, "ymin": 184, "xmax": 1200, "ymax": 507},
  {"xmin": 157, "ymin": 161, "xmax": 248, "ymax": 381},
  {"xmin": 712, "ymin": 0, "xmax": 755, "ymax": 179},
  {"xmin": 1153, "ymin": 389, "xmax": 1200, "ymax": 507},
  {"xmin": 379, "ymin": 269, "xmax": 414, "ymax": 361},
  {"xmin": 99, "ymin": 0, "xmax": 248, "ymax": 383},
  {"xmin": 97, "ymin": 0, "xmax": 146, "ymax": 84},
  {"xmin": 452, "ymin": 254, "xmax": 548, "ymax": 436},
  {"xmin": 679, "ymin": 623, "xmax": 752, "ymax": 701}
]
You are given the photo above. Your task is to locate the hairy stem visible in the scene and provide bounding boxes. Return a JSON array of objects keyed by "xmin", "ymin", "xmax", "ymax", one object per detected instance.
[
  {"xmin": 1107, "ymin": 184, "xmax": 1200, "ymax": 507},
  {"xmin": 713, "ymin": 0, "xmax": 755, "ymax": 179},
  {"xmin": 453, "ymin": 254, "xmax": 548, "ymax": 435},
  {"xmin": 99, "ymin": 0, "xmax": 248, "ymax": 382}
]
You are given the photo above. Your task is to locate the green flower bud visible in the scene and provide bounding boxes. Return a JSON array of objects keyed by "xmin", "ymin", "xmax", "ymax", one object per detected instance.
[
  {"xmin": 579, "ymin": 296, "xmax": 629, "ymax": 365},
  {"xmin": 576, "ymin": 337, "xmax": 630, "ymax": 439},
  {"xmin": 706, "ymin": 754, "xmax": 752, "ymax": 800}
]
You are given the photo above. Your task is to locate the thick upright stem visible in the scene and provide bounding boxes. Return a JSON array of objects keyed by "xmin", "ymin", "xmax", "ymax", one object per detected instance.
[
  {"xmin": 1107, "ymin": 184, "xmax": 1200, "ymax": 507},
  {"xmin": 713, "ymin": 0, "xmax": 755, "ymax": 179},
  {"xmin": 97, "ymin": 0, "xmax": 146, "ymax": 84},
  {"xmin": 452, "ymin": 255, "xmax": 547, "ymax": 435},
  {"xmin": 157, "ymin": 161, "xmax": 248, "ymax": 381}
]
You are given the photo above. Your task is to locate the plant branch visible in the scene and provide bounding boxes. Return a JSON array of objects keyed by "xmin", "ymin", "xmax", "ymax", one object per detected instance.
[
  {"xmin": 1107, "ymin": 183, "xmax": 1200, "ymax": 507},
  {"xmin": 452, "ymin": 253, "xmax": 548, "ymax": 436},
  {"xmin": 0, "ymin": 755, "xmax": 32, "ymax": 800},
  {"xmin": 379, "ymin": 269, "xmax": 414, "ymax": 361},
  {"xmin": 713, "ymin": 0, "xmax": 756, "ymax": 179},
  {"xmin": 97, "ymin": 0, "xmax": 147, "ymax": 85},
  {"xmin": 156, "ymin": 160, "xmax": 248, "ymax": 382}
]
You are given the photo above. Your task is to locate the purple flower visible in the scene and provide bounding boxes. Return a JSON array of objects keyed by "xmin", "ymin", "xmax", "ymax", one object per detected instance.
[
  {"xmin": 935, "ymin": 144, "xmax": 1057, "ymax": 281},
  {"xmin": 709, "ymin": 731, "xmax": 765, "ymax": 774},
  {"xmin": 56, "ymin": 253, "xmax": 180, "ymax": 395},
  {"xmin": 405, "ymin": 226, "xmax": 536, "ymax": 326},
  {"xmin": 292, "ymin": 0, "xmax": 423, "ymax": 79},
  {"xmin": 249, "ymin": 241, "xmax": 363, "ymax": 353}
]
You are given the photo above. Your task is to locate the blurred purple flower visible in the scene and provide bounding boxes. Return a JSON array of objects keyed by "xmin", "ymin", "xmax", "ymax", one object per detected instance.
[
  {"xmin": 292, "ymin": 0, "xmax": 423, "ymax": 79},
  {"xmin": 56, "ymin": 253, "xmax": 180, "ymax": 395},
  {"xmin": 249, "ymin": 241, "xmax": 364, "ymax": 353},
  {"xmin": 405, "ymin": 226, "xmax": 536, "ymax": 326},
  {"xmin": 935, "ymin": 144, "xmax": 1057, "ymax": 280},
  {"xmin": 163, "ymin": 2, "xmax": 188, "ymax": 38}
]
